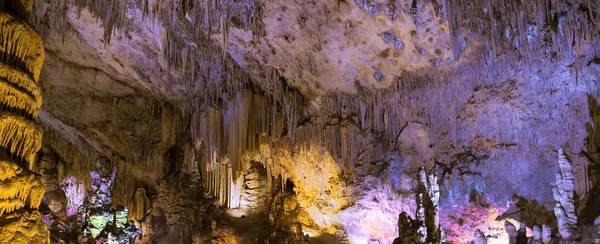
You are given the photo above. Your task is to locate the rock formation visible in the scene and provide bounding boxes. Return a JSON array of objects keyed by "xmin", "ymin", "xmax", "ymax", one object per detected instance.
[
  {"xmin": 541, "ymin": 225, "xmax": 552, "ymax": 244},
  {"xmin": 394, "ymin": 166, "xmax": 440, "ymax": 243},
  {"xmin": 472, "ymin": 229, "xmax": 487, "ymax": 244},
  {"xmin": 5, "ymin": 0, "xmax": 600, "ymax": 243},
  {"xmin": 596, "ymin": 216, "xmax": 600, "ymax": 242},
  {"xmin": 532, "ymin": 225, "xmax": 542, "ymax": 244},
  {"xmin": 129, "ymin": 187, "xmax": 151, "ymax": 222},
  {"xmin": 38, "ymin": 147, "xmax": 68, "ymax": 233},
  {"xmin": 79, "ymin": 163, "xmax": 138, "ymax": 243},
  {"xmin": 505, "ymin": 221, "xmax": 518, "ymax": 244},
  {"xmin": 515, "ymin": 222, "xmax": 529, "ymax": 244},
  {"xmin": 0, "ymin": 1, "xmax": 49, "ymax": 243},
  {"xmin": 553, "ymin": 149, "xmax": 578, "ymax": 239}
]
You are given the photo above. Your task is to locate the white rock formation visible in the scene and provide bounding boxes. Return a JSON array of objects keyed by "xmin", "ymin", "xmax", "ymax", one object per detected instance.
[
  {"xmin": 472, "ymin": 229, "xmax": 487, "ymax": 244},
  {"xmin": 533, "ymin": 225, "xmax": 542, "ymax": 242},
  {"xmin": 416, "ymin": 166, "xmax": 441, "ymax": 243},
  {"xmin": 542, "ymin": 225, "xmax": 552, "ymax": 244},
  {"xmin": 505, "ymin": 221, "xmax": 518, "ymax": 244},
  {"xmin": 552, "ymin": 149, "xmax": 578, "ymax": 239}
]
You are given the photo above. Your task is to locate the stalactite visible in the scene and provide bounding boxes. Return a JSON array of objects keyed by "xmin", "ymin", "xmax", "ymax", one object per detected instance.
[
  {"xmin": 193, "ymin": 90, "xmax": 277, "ymax": 208},
  {"xmin": 0, "ymin": 113, "xmax": 43, "ymax": 165},
  {"xmin": 441, "ymin": 0, "xmax": 600, "ymax": 64}
]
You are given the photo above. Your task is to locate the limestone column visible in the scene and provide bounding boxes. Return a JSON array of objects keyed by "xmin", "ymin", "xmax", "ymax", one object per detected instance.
[{"xmin": 0, "ymin": 0, "xmax": 49, "ymax": 243}]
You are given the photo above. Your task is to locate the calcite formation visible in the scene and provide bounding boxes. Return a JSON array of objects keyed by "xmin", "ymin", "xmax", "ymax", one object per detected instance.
[
  {"xmin": 0, "ymin": 1, "xmax": 48, "ymax": 243},
  {"xmin": 80, "ymin": 164, "xmax": 138, "ymax": 243},
  {"xmin": 472, "ymin": 229, "xmax": 487, "ymax": 244},
  {"xmin": 504, "ymin": 221, "xmax": 518, "ymax": 244},
  {"xmin": 532, "ymin": 225, "xmax": 542, "ymax": 243},
  {"xmin": 541, "ymin": 225, "xmax": 552, "ymax": 244},
  {"xmin": 553, "ymin": 148, "xmax": 578, "ymax": 239},
  {"xmin": 9, "ymin": 0, "xmax": 600, "ymax": 243},
  {"xmin": 394, "ymin": 167, "xmax": 441, "ymax": 243},
  {"xmin": 129, "ymin": 188, "xmax": 151, "ymax": 222}
]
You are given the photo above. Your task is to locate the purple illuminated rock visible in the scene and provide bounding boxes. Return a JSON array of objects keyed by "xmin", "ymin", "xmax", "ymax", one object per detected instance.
[
  {"xmin": 552, "ymin": 149, "xmax": 577, "ymax": 239},
  {"xmin": 541, "ymin": 225, "xmax": 552, "ymax": 244},
  {"xmin": 472, "ymin": 229, "xmax": 487, "ymax": 244},
  {"xmin": 505, "ymin": 221, "xmax": 518, "ymax": 244}
]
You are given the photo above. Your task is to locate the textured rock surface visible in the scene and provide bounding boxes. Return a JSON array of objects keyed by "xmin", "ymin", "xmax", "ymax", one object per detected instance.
[
  {"xmin": 9, "ymin": 0, "xmax": 600, "ymax": 243},
  {"xmin": 0, "ymin": 2, "xmax": 49, "ymax": 243},
  {"xmin": 472, "ymin": 229, "xmax": 487, "ymax": 244},
  {"xmin": 553, "ymin": 149, "xmax": 578, "ymax": 239}
]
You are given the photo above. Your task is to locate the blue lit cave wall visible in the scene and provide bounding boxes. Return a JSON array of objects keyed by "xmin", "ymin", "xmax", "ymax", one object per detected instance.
[{"xmin": 9, "ymin": 0, "xmax": 600, "ymax": 243}]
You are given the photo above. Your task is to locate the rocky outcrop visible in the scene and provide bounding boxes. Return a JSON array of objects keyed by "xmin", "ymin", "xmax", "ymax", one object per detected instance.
[
  {"xmin": 553, "ymin": 149, "xmax": 578, "ymax": 239},
  {"xmin": 0, "ymin": 1, "xmax": 49, "ymax": 243}
]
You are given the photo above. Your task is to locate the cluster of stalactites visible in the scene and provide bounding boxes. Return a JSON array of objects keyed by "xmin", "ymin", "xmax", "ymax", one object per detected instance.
[
  {"xmin": 0, "ymin": 3, "xmax": 49, "ymax": 243},
  {"xmin": 395, "ymin": 166, "xmax": 441, "ymax": 244},
  {"xmin": 553, "ymin": 148, "xmax": 578, "ymax": 239},
  {"xmin": 33, "ymin": 0, "xmax": 266, "ymax": 97},
  {"xmin": 443, "ymin": 0, "xmax": 600, "ymax": 62},
  {"xmin": 191, "ymin": 90, "xmax": 284, "ymax": 208},
  {"xmin": 0, "ymin": 6, "xmax": 45, "ymax": 214},
  {"xmin": 0, "ymin": 10, "xmax": 45, "ymax": 167}
]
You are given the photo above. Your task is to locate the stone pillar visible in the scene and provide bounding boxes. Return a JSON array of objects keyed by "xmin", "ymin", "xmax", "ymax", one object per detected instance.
[
  {"xmin": 0, "ymin": 1, "xmax": 49, "ymax": 243},
  {"xmin": 552, "ymin": 149, "xmax": 577, "ymax": 239},
  {"xmin": 394, "ymin": 167, "xmax": 441, "ymax": 243},
  {"xmin": 472, "ymin": 229, "xmax": 487, "ymax": 244}
]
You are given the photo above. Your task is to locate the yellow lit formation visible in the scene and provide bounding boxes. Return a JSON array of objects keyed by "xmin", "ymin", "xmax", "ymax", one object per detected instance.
[{"xmin": 0, "ymin": 3, "xmax": 49, "ymax": 243}]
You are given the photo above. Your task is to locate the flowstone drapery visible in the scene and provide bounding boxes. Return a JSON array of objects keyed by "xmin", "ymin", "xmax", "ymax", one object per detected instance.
[
  {"xmin": 0, "ymin": 1, "xmax": 49, "ymax": 243},
  {"xmin": 553, "ymin": 149, "xmax": 578, "ymax": 239}
]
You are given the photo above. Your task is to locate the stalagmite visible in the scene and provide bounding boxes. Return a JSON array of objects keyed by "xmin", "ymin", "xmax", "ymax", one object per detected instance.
[
  {"xmin": 472, "ymin": 229, "xmax": 487, "ymax": 244},
  {"xmin": 80, "ymin": 163, "xmax": 138, "ymax": 242},
  {"xmin": 395, "ymin": 167, "xmax": 441, "ymax": 243},
  {"xmin": 129, "ymin": 187, "xmax": 151, "ymax": 222},
  {"xmin": 541, "ymin": 224, "xmax": 552, "ymax": 244},
  {"xmin": 0, "ymin": 1, "xmax": 49, "ymax": 243},
  {"xmin": 552, "ymin": 148, "xmax": 578, "ymax": 239},
  {"xmin": 516, "ymin": 222, "xmax": 529, "ymax": 244},
  {"xmin": 395, "ymin": 212, "xmax": 418, "ymax": 243},
  {"xmin": 39, "ymin": 148, "xmax": 67, "ymax": 222},
  {"xmin": 532, "ymin": 225, "xmax": 542, "ymax": 243},
  {"xmin": 505, "ymin": 221, "xmax": 518, "ymax": 244},
  {"xmin": 417, "ymin": 166, "xmax": 441, "ymax": 243}
]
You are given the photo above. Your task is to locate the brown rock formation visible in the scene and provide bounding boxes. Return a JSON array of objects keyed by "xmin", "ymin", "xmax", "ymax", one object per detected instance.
[{"xmin": 0, "ymin": 1, "xmax": 49, "ymax": 243}]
